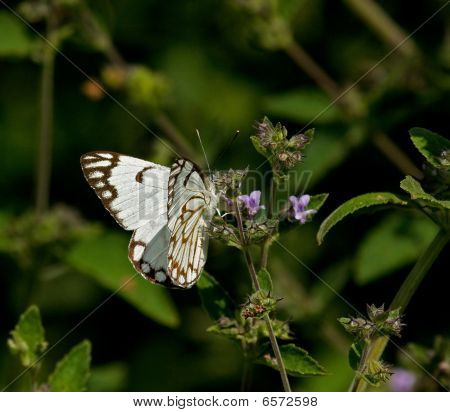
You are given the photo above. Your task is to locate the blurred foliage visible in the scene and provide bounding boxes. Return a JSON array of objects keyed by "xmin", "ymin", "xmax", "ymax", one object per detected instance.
[
  {"xmin": 355, "ymin": 214, "xmax": 437, "ymax": 284},
  {"xmin": 0, "ymin": 0, "xmax": 449, "ymax": 392},
  {"xmin": 7, "ymin": 306, "xmax": 47, "ymax": 368},
  {"xmin": 7, "ymin": 306, "xmax": 91, "ymax": 391},
  {"xmin": 66, "ymin": 231, "xmax": 179, "ymax": 327}
]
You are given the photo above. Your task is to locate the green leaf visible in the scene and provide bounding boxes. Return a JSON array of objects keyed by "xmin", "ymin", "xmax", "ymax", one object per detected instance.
[
  {"xmin": 250, "ymin": 135, "xmax": 269, "ymax": 158},
  {"xmin": 355, "ymin": 214, "xmax": 438, "ymax": 284},
  {"xmin": 66, "ymin": 231, "xmax": 179, "ymax": 327},
  {"xmin": 197, "ymin": 271, "xmax": 234, "ymax": 320},
  {"xmin": 409, "ymin": 127, "xmax": 450, "ymax": 169},
  {"xmin": 400, "ymin": 176, "xmax": 450, "ymax": 210},
  {"xmin": 259, "ymin": 343, "xmax": 327, "ymax": 377},
  {"xmin": 309, "ymin": 193, "xmax": 329, "ymax": 212},
  {"xmin": 257, "ymin": 268, "xmax": 273, "ymax": 292},
  {"xmin": 317, "ymin": 192, "xmax": 407, "ymax": 245},
  {"xmin": 49, "ymin": 340, "xmax": 91, "ymax": 392},
  {"xmin": 0, "ymin": 12, "xmax": 32, "ymax": 57},
  {"xmin": 264, "ymin": 89, "xmax": 340, "ymax": 124},
  {"xmin": 7, "ymin": 305, "xmax": 47, "ymax": 367}
]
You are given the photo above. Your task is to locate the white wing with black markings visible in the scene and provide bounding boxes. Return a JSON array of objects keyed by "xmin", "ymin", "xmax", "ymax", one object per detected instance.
[
  {"xmin": 81, "ymin": 151, "xmax": 174, "ymax": 285},
  {"xmin": 167, "ymin": 159, "xmax": 218, "ymax": 288},
  {"xmin": 81, "ymin": 152, "xmax": 217, "ymax": 288}
]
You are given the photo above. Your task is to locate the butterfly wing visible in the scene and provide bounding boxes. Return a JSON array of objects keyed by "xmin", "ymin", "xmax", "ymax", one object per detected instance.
[
  {"xmin": 167, "ymin": 159, "xmax": 217, "ymax": 288},
  {"xmin": 80, "ymin": 151, "xmax": 174, "ymax": 285}
]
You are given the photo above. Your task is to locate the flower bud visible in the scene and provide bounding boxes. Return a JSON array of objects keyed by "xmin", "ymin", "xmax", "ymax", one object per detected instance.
[
  {"xmin": 289, "ymin": 133, "xmax": 309, "ymax": 149},
  {"xmin": 278, "ymin": 152, "xmax": 289, "ymax": 162}
]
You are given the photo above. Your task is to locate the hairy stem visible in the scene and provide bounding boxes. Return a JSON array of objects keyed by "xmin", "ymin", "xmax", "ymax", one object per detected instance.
[
  {"xmin": 234, "ymin": 200, "xmax": 292, "ymax": 392},
  {"xmin": 348, "ymin": 342, "xmax": 371, "ymax": 392},
  {"xmin": 353, "ymin": 228, "xmax": 449, "ymax": 392},
  {"xmin": 35, "ymin": 17, "xmax": 56, "ymax": 217},
  {"xmin": 260, "ymin": 238, "xmax": 271, "ymax": 269}
]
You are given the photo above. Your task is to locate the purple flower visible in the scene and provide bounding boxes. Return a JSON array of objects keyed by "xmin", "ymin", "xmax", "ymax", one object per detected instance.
[
  {"xmin": 390, "ymin": 368, "xmax": 416, "ymax": 392},
  {"xmin": 223, "ymin": 196, "xmax": 233, "ymax": 208},
  {"xmin": 289, "ymin": 194, "xmax": 316, "ymax": 224},
  {"xmin": 238, "ymin": 191, "xmax": 265, "ymax": 217}
]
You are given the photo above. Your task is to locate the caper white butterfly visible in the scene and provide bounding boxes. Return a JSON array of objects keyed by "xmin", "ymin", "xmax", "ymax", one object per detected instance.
[{"xmin": 81, "ymin": 152, "xmax": 218, "ymax": 288}]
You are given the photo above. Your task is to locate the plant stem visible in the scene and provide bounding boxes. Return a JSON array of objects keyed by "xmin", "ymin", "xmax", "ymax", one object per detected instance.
[
  {"xmin": 234, "ymin": 200, "xmax": 292, "ymax": 392},
  {"xmin": 261, "ymin": 177, "xmax": 276, "ymax": 268},
  {"xmin": 352, "ymin": 228, "xmax": 449, "ymax": 392},
  {"xmin": 260, "ymin": 238, "xmax": 271, "ymax": 269},
  {"xmin": 240, "ymin": 352, "xmax": 253, "ymax": 391},
  {"xmin": 283, "ymin": 41, "xmax": 340, "ymax": 101},
  {"xmin": 153, "ymin": 112, "xmax": 201, "ymax": 163},
  {"xmin": 35, "ymin": 16, "xmax": 56, "ymax": 218},
  {"xmin": 348, "ymin": 343, "xmax": 371, "ymax": 392},
  {"xmin": 373, "ymin": 132, "xmax": 424, "ymax": 179},
  {"xmin": 343, "ymin": 0, "xmax": 419, "ymax": 59}
]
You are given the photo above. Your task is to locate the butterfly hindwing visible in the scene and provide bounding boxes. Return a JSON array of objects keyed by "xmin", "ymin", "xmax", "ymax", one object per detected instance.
[
  {"xmin": 128, "ymin": 222, "xmax": 176, "ymax": 287},
  {"xmin": 167, "ymin": 159, "xmax": 216, "ymax": 288}
]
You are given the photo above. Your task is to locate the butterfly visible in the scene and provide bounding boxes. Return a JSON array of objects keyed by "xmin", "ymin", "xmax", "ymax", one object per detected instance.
[{"xmin": 80, "ymin": 152, "xmax": 218, "ymax": 288}]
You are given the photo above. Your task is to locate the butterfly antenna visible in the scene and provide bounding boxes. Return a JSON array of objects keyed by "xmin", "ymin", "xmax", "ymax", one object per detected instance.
[
  {"xmin": 196, "ymin": 129, "xmax": 211, "ymax": 175},
  {"xmin": 212, "ymin": 130, "xmax": 240, "ymax": 168}
]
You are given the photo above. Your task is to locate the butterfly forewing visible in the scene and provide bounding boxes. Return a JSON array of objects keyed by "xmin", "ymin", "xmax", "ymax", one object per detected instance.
[
  {"xmin": 80, "ymin": 151, "xmax": 168, "ymax": 230},
  {"xmin": 81, "ymin": 151, "xmax": 177, "ymax": 286}
]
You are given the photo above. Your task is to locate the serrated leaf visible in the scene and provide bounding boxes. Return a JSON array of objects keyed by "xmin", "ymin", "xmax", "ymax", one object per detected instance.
[
  {"xmin": 317, "ymin": 192, "xmax": 407, "ymax": 245},
  {"xmin": 197, "ymin": 271, "xmax": 234, "ymax": 320},
  {"xmin": 66, "ymin": 231, "xmax": 179, "ymax": 327},
  {"xmin": 49, "ymin": 340, "xmax": 91, "ymax": 392},
  {"xmin": 409, "ymin": 127, "xmax": 450, "ymax": 169},
  {"xmin": 264, "ymin": 89, "xmax": 340, "ymax": 124},
  {"xmin": 400, "ymin": 176, "xmax": 450, "ymax": 210},
  {"xmin": 355, "ymin": 214, "xmax": 438, "ymax": 284},
  {"xmin": 259, "ymin": 343, "xmax": 327, "ymax": 377},
  {"xmin": 309, "ymin": 193, "xmax": 329, "ymax": 211},
  {"xmin": 0, "ymin": 12, "xmax": 32, "ymax": 57},
  {"xmin": 7, "ymin": 305, "xmax": 47, "ymax": 367},
  {"xmin": 257, "ymin": 268, "xmax": 273, "ymax": 292}
]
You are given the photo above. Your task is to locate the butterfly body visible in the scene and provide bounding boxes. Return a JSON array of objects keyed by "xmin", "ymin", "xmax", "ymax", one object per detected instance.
[{"xmin": 81, "ymin": 152, "xmax": 217, "ymax": 288}]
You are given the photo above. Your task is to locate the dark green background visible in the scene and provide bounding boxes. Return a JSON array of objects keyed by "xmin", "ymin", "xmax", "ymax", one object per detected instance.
[{"xmin": 0, "ymin": 0, "xmax": 449, "ymax": 391}]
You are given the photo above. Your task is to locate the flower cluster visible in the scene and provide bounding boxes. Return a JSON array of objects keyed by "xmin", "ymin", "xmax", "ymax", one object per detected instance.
[
  {"xmin": 339, "ymin": 305, "xmax": 404, "ymax": 342},
  {"xmin": 250, "ymin": 117, "xmax": 312, "ymax": 180},
  {"xmin": 241, "ymin": 291, "xmax": 278, "ymax": 319}
]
